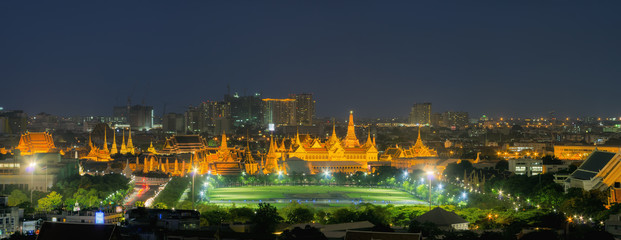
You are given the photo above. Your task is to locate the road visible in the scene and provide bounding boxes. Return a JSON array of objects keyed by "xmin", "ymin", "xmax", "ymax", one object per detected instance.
[{"xmin": 124, "ymin": 184, "xmax": 158, "ymax": 207}]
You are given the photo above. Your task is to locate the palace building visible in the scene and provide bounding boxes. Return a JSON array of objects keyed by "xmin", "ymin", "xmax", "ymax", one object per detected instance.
[
  {"xmin": 554, "ymin": 145, "xmax": 620, "ymax": 160},
  {"xmin": 265, "ymin": 111, "xmax": 379, "ymax": 174},
  {"xmin": 379, "ymin": 127, "xmax": 439, "ymax": 169},
  {"xmin": 16, "ymin": 132, "xmax": 58, "ymax": 155}
]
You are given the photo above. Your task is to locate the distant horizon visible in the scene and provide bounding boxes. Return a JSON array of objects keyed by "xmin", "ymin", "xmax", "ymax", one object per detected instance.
[{"xmin": 3, "ymin": 96, "xmax": 620, "ymax": 121}]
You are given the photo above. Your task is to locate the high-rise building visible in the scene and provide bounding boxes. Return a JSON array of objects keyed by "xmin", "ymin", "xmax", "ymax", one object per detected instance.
[
  {"xmin": 184, "ymin": 101, "xmax": 230, "ymax": 134},
  {"xmin": 163, "ymin": 113, "xmax": 185, "ymax": 134},
  {"xmin": 225, "ymin": 92, "xmax": 263, "ymax": 127},
  {"xmin": 263, "ymin": 98, "xmax": 297, "ymax": 126},
  {"xmin": 113, "ymin": 105, "xmax": 153, "ymax": 131},
  {"xmin": 0, "ymin": 110, "xmax": 28, "ymax": 134},
  {"xmin": 409, "ymin": 103, "xmax": 431, "ymax": 125},
  {"xmin": 443, "ymin": 111, "xmax": 469, "ymax": 128},
  {"xmin": 291, "ymin": 93, "xmax": 315, "ymax": 126},
  {"xmin": 128, "ymin": 105, "xmax": 154, "ymax": 131}
]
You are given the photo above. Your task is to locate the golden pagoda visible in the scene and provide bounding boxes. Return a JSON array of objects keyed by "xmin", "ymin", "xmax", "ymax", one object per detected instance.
[
  {"xmin": 126, "ymin": 128, "xmax": 135, "ymax": 154},
  {"xmin": 120, "ymin": 130, "xmax": 128, "ymax": 154},
  {"xmin": 263, "ymin": 135, "xmax": 280, "ymax": 174},
  {"xmin": 84, "ymin": 131, "xmax": 113, "ymax": 162},
  {"xmin": 110, "ymin": 130, "xmax": 118, "ymax": 155},
  {"xmin": 16, "ymin": 132, "xmax": 57, "ymax": 155},
  {"xmin": 379, "ymin": 126, "xmax": 438, "ymax": 169},
  {"xmin": 243, "ymin": 134, "xmax": 258, "ymax": 174},
  {"xmin": 342, "ymin": 111, "xmax": 361, "ymax": 148},
  {"xmin": 147, "ymin": 141, "xmax": 157, "ymax": 154}
]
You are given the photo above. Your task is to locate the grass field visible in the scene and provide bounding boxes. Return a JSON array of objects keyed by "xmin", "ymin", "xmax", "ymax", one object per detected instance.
[{"xmin": 206, "ymin": 185, "xmax": 424, "ymax": 208}]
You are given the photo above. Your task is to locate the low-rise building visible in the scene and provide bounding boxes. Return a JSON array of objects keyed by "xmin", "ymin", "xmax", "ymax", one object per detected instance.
[
  {"xmin": 508, "ymin": 158, "xmax": 543, "ymax": 176},
  {"xmin": 47, "ymin": 209, "xmax": 123, "ymax": 224},
  {"xmin": 0, "ymin": 153, "xmax": 79, "ymax": 192},
  {"xmin": 0, "ymin": 196, "xmax": 20, "ymax": 239},
  {"xmin": 605, "ymin": 213, "xmax": 621, "ymax": 239}
]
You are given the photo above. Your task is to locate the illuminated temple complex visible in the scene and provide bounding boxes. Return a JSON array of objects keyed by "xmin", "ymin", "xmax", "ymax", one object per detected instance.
[
  {"xmin": 127, "ymin": 132, "xmax": 256, "ymax": 176},
  {"xmin": 379, "ymin": 127, "xmax": 438, "ymax": 169},
  {"xmin": 264, "ymin": 111, "xmax": 379, "ymax": 174},
  {"xmin": 16, "ymin": 132, "xmax": 58, "ymax": 155}
]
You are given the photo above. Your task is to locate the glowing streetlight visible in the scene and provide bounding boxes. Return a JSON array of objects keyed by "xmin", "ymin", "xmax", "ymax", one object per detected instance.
[
  {"xmin": 192, "ymin": 168, "xmax": 198, "ymax": 208},
  {"xmin": 29, "ymin": 161, "xmax": 36, "ymax": 204},
  {"xmin": 426, "ymin": 171, "xmax": 434, "ymax": 210}
]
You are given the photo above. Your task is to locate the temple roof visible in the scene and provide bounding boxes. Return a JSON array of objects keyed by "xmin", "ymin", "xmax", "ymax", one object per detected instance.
[
  {"xmin": 414, "ymin": 207, "xmax": 469, "ymax": 226},
  {"xmin": 17, "ymin": 132, "xmax": 56, "ymax": 155},
  {"xmin": 570, "ymin": 151, "xmax": 616, "ymax": 180}
]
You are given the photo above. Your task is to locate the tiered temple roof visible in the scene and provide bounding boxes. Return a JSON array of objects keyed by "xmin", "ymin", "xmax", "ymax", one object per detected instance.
[
  {"xmin": 380, "ymin": 127, "xmax": 438, "ymax": 160},
  {"xmin": 16, "ymin": 132, "xmax": 57, "ymax": 155}
]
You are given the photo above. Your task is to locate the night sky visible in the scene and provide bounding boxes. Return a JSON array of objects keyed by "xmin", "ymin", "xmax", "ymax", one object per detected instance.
[{"xmin": 1, "ymin": 1, "xmax": 620, "ymax": 119}]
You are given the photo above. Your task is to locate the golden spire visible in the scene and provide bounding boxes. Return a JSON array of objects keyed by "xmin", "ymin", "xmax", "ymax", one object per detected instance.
[
  {"xmin": 328, "ymin": 121, "xmax": 339, "ymax": 145},
  {"xmin": 147, "ymin": 140, "xmax": 157, "ymax": 154},
  {"xmin": 265, "ymin": 134, "xmax": 278, "ymax": 174},
  {"xmin": 220, "ymin": 130, "xmax": 228, "ymax": 149},
  {"xmin": 120, "ymin": 130, "xmax": 127, "ymax": 154},
  {"xmin": 288, "ymin": 136, "xmax": 293, "ymax": 151},
  {"xmin": 343, "ymin": 111, "xmax": 360, "ymax": 147},
  {"xmin": 127, "ymin": 127, "xmax": 135, "ymax": 154},
  {"xmin": 110, "ymin": 129, "xmax": 118, "ymax": 155},
  {"xmin": 88, "ymin": 133, "xmax": 93, "ymax": 148},
  {"xmin": 280, "ymin": 137, "xmax": 286, "ymax": 151},
  {"xmin": 417, "ymin": 126, "xmax": 422, "ymax": 142},
  {"xmin": 268, "ymin": 135, "xmax": 276, "ymax": 155},
  {"xmin": 103, "ymin": 129, "xmax": 108, "ymax": 151},
  {"xmin": 174, "ymin": 159, "xmax": 179, "ymax": 173},
  {"xmin": 295, "ymin": 129, "xmax": 301, "ymax": 146}
]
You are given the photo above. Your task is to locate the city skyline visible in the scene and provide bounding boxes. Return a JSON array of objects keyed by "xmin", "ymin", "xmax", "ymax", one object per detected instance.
[{"xmin": 2, "ymin": 1, "xmax": 621, "ymax": 118}]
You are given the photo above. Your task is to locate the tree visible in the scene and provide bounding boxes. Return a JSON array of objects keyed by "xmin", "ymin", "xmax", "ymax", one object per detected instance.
[
  {"xmin": 286, "ymin": 206, "xmax": 315, "ymax": 224},
  {"xmin": 152, "ymin": 202, "xmax": 168, "ymax": 209},
  {"xmin": 37, "ymin": 191, "xmax": 63, "ymax": 212},
  {"xmin": 135, "ymin": 201, "xmax": 145, "ymax": 207},
  {"xmin": 495, "ymin": 160, "xmax": 508, "ymax": 171},
  {"xmin": 8, "ymin": 189, "xmax": 28, "ymax": 206},
  {"xmin": 330, "ymin": 208, "xmax": 359, "ymax": 224},
  {"xmin": 229, "ymin": 207, "xmax": 255, "ymax": 223},
  {"xmin": 521, "ymin": 230, "xmax": 559, "ymax": 240},
  {"xmin": 252, "ymin": 203, "xmax": 283, "ymax": 234},
  {"xmin": 278, "ymin": 226, "xmax": 327, "ymax": 240},
  {"xmin": 408, "ymin": 220, "xmax": 442, "ymax": 239},
  {"xmin": 358, "ymin": 204, "xmax": 392, "ymax": 226}
]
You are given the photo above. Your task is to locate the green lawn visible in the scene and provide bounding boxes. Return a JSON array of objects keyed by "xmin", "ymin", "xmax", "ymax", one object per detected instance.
[{"xmin": 207, "ymin": 185, "xmax": 422, "ymax": 207}]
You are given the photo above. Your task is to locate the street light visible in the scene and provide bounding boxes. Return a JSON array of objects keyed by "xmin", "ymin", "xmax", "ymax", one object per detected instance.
[
  {"xmin": 192, "ymin": 168, "xmax": 198, "ymax": 208},
  {"xmin": 426, "ymin": 171, "xmax": 433, "ymax": 210},
  {"xmin": 30, "ymin": 161, "xmax": 36, "ymax": 204}
]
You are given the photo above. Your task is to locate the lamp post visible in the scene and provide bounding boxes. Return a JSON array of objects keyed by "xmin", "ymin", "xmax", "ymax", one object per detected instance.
[
  {"xmin": 426, "ymin": 171, "xmax": 433, "ymax": 210},
  {"xmin": 30, "ymin": 161, "xmax": 36, "ymax": 204},
  {"xmin": 192, "ymin": 168, "xmax": 197, "ymax": 208}
]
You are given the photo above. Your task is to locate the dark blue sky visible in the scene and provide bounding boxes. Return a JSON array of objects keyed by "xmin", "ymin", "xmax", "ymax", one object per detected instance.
[{"xmin": 1, "ymin": 1, "xmax": 620, "ymax": 119}]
